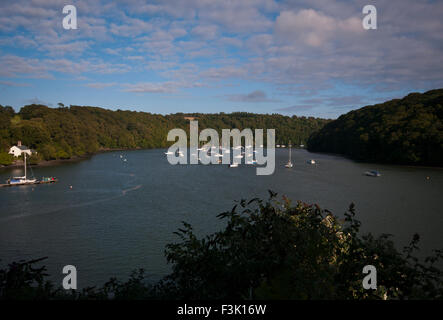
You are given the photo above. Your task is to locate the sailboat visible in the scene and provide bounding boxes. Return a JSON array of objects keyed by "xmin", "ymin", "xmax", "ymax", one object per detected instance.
[
  {"xmin": 7, "ymin": 153, "xmax": 37, "ymax": 185},
  {"xmin": 285, "ymin": 141, "xmax": 293, "ymax": 168}
]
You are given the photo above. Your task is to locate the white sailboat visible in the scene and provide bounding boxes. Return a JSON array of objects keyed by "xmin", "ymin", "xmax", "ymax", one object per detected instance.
[
  {"xmin": 7, "ymin": 153, "xmax": 37, "ymax": 185},
  {"xmin": 285, "ymin": 141, "xmax": 293, "ymax": 168}
]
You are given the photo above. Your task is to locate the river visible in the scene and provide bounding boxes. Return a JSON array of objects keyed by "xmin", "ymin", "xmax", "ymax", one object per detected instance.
[{"xmin": 0, "ymin": 148, "xmax": 442, "ymax": 287}]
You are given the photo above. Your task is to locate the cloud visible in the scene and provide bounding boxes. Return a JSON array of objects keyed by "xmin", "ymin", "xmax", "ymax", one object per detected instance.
[
  {"xmin": 201, "ymin": 66, "xmax": 247, "ymax": 79},
  {"xmin": 0, "ymin": 80, "xmax": 31, "ymax": 87},
  {"xmin": 85, "ymin": 82, "xmax": 117, "ymax": 89},
  {"xmin": 110, "ymin": 17, "xmax": 153, "ymax": 37},
  {"xmin": 191, "ymin": 25, "xmax": 218, "ymax": 40},
  {"xmin": 227, "ymin": 90, "xmax": 281, "ymax": 103},
  {"xmin": 122, "ymin": 81, "xmax": 204, "ymax": 93},
  {"xmin": 0, "ymin": 55, "xmax": 52, "ymax": 79},
  {"xmin": 275, "ymin": 105, "xmax": 315, "ymax": 113},
  {"xmin": 1, "ymin": 0, "xmax": 443, "ymax": 117},
  {"xmin": 274, "ymin": 9, "xmax": 362, "ymax": 47}
]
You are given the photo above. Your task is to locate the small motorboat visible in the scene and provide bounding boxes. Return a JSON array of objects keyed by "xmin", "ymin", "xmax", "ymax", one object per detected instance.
[
  {"xmin": 307, "ymin": 159, "xmax": 316, "ymax": 165},
  {"xmin": 365, "ymin": 170, "xmax": 381, "ymax": 177},
  {"xmin": 229, "ymin": 163, "xmax": 239, "ymax": 168},
  {"xmin": 40, "ymin": 176, "xmax": 58, "ymax": 184}
]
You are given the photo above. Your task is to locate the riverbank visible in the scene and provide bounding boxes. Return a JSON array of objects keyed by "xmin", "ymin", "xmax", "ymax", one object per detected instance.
[
  {"xmin": 0, "ymin": 147, "xmax": 148, "ymax": 170},
  {"xmin": 0, "ymin": 154, "xmax": 90, "ymax": 169},
  {"xmin": 1, "ymin": 146, "xmax": 442, "ymax": 171}
]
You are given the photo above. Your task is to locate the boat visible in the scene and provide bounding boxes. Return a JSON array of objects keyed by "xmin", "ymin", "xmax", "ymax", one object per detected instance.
[
  {"xmin": 0, "ymin": 153, "xmax": 59, "ymax": 188},
  {"xmin": 285, "ymin": 141, "xmax": 293, "ymax": 168},
  {"xmin": 229, "ymin": 163, "xmax": 239, "ymax": 168},
  {"xmin": 307, "ymin": 159, "xmax": 316, "ymax": 165},
  {"xmin": 365, "ymin": 170, "xmax": 381, "ymax": 177},
  {"xmin": 6, "ymin": 153, "xmax": 37, "ymax": 185},
  {"xmin": 40, "ymin": 176, "xmax": 58, "ymax": 184}
]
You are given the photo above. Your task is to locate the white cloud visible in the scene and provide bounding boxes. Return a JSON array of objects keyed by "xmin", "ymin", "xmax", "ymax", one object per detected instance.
[
  {"xmin": 122, "ymin": 81, "xmax": 204, "ymax": 93},
  {"xmin": 191, "ymin": 25, "xmax": 218, "ymax": 40},
  {"xmin": 274, "ymin": 9, "xmax": 362, "ymax": 47},
  {"xmin": 85, "ymin": 82, "xmax": 117, "ymax": 89},
  {"xmin": 227, "ymin": 90, "xmax": 281, "ymax": 103}
]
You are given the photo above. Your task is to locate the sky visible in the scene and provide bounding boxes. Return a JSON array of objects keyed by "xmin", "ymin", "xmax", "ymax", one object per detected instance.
[{"xmin": 0, "ymin": 0, "xmax": 442, "ymax": 119}]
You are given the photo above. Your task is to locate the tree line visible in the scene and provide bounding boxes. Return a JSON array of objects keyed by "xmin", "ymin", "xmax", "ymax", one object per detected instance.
[
  {"xmin": 0, "ymin": 104, "xmax": 329, "ymax": 165},
  {"xmin": 307, "ymin": 89, "xmax": 443, "ymax": 166}
]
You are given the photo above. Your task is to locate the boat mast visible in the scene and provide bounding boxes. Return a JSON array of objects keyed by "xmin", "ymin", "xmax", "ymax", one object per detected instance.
[
  {"xmin": 24, "ymin": 152, "xmax": 27, "ymax": 179},
  {"xmin": 289, "ymin": 140, "xmax": 292, "ymax": 163}
]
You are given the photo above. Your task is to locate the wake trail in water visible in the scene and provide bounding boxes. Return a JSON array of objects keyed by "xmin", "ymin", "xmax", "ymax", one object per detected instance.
[{"xmin": 0, "ymin": 184, "xmax": 143, "ymax": 223}]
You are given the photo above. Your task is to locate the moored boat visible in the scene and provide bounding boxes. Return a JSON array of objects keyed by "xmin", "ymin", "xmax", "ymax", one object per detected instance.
[
  {"xmin": 365, "ymin": 170, "xmax": 381, "ymax": 177},
  {"xmin": 285, "ymin": 141, "xmax": 293, "ymax": 168},
  {"xmin": 2, "ymin": 153, "xmax": 58, "ymax": 188},
  {"xmin": 6, "ymin": 153, "xmax": 36, "ymax": 185}
]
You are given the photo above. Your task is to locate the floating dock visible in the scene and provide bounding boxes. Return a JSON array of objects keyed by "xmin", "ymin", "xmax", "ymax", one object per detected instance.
[{"xmin": 0, "ymin": 179, "xmax": 58, "ymax": 188}]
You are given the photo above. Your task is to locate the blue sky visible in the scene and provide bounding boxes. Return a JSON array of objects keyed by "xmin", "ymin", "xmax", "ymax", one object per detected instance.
[{"xmin": 1, "ymin": 0, "xmax": 442, "ymax": 118}]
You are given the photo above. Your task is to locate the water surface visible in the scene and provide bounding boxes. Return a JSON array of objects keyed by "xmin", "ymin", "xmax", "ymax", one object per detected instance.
[{"xmin": 0, "ymin": 149, "xmax": 442, "ymax": 287}]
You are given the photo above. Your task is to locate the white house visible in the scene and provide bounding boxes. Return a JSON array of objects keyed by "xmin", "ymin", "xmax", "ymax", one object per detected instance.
[{"xmin": 9, "ymin": 141, "xmax": 33, "ymax": 157}]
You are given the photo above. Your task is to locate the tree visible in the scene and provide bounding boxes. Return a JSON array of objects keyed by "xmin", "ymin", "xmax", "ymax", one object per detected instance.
[
  {"xmin": 162, "ymin": 192, "xmax": 443, "ymax": 299},
  {"xmin": 1, "ymin": 193, "xmax": 442, "ymax": 300},
  {"xmin": 307, "ymin": 89, "xmax": 443, "ymax": 166}
]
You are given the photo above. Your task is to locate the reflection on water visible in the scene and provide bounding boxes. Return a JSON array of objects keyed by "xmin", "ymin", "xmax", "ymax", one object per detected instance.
[{"xmin": 0, "ymin": 149, "xmax": 442, "ymax": 287}]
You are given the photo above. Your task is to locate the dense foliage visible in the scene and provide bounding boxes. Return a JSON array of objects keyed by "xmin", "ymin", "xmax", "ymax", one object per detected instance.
[
  {"xmin": 307, "ymin": 89, "xmax": 443, "ymax": 166},
  {"xmin": 1, "ymin": 192, "xmax": 442, "ymax": 300},
  {"xmin": 0, "ymin": 104, "xmax": 328, "ymax": 164}
]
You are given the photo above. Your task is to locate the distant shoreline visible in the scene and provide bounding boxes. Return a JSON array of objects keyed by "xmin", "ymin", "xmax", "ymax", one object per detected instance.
[
  {"xmin": 1, "ymin": 147, "xmax": 442, "ymax": 171},
  {"xmin": 0, "ymin": 147, "xmax": 144, "ymax": 170}
]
